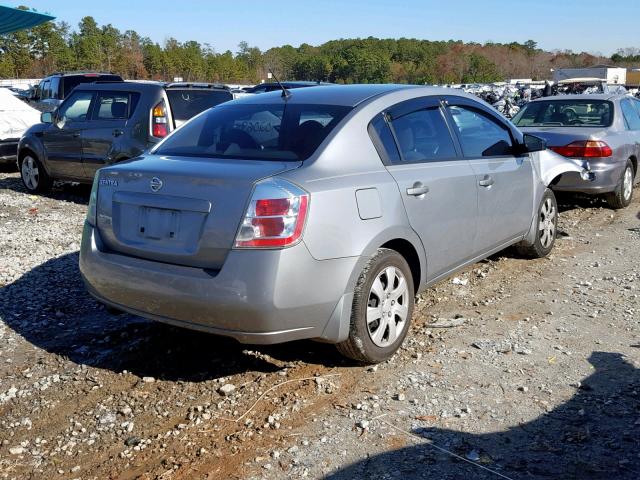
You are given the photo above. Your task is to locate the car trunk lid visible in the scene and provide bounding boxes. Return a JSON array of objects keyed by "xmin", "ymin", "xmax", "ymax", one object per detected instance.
[
  {"xmin": 96, "ymin": 155, "xmax": 301, "ymax": 269},
  {"xmin": 519, "ymin": 126, "xmax": 608, "ymax": 148}
]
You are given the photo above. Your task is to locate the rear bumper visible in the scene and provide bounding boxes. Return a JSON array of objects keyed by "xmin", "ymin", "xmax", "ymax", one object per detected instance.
[
  {"xmin": 79, "ymin": 223, "xmax": 357, "ymax": 344},
  {"xmin": 552, "ymin": 159, "xmax": 624, "ymax": 193}
]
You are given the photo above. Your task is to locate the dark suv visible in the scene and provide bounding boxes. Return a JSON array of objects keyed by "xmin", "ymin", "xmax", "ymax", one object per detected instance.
[
  {"xmin": 30, "ymin": 72, "xmax": 124, "ymax": 112},
  {"xmin": 18, "ymin": 81, "xmax": 233, "ymax": 193}
]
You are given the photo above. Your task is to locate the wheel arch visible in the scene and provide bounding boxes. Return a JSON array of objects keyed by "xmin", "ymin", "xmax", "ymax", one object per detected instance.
[
  {"xmin": 354, "ymin": 226, "xmax": 427, "ymax": 295},
  {"xmin": 18, "ymin": 138, "xmax": 50, "ymax": 176},
  {"xmin": 629, "ymin": 155, "xmax": 637, "ymax": 177}
]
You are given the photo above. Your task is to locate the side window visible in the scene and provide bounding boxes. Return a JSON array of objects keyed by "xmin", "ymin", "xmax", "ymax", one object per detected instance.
[
  {"xmin": 390, "ymin": 107, "xmax": 457, "ymax": 163},
  {"xmin": 57, "ymin": 91, "xmax": 94, "ymax": 122},
  {"xmin": 41, "ymin": 80, "xmax": 51, "ymax": 99},
  {"xmin": 49, "ymin": 77, "xmax": 60, "ymax": 99},
  {"xmin": 448, "ymin": 105, "xmax": 513, "ymax": 157},
  {"xmin": 94, "ymin": 92, "xmax": 139, "ymax": 120},
  {"xmin": 620, "ymin": 99, "xmax": 640, "ymax": 130},
  {"xmin": 368, "ymin": 113, "xmax": 401, "ymax": 164}
]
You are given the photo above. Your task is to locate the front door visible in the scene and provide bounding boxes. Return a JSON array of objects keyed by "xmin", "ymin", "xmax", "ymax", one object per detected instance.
[
  {"xmin": 42, "ymin": 90, "xmax": 94, "ymax": 179},
  {"xmin": 370, "ymin": 97, "xmax": 479, "ymax": 282},
  {"xmin": 444, "ymin": 99, "xmax": 533, "ymax": 254}
]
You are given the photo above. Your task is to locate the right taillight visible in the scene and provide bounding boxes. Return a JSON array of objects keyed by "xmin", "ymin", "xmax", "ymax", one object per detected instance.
[
  {"xmin": 550, "ymin": 140, "xmax": 612, "ymax": 158},
  {"xmin": 234, "ymin": 178, "xmax": 309, "ymax": 249},
  {"xmin": 151, "ymin": 100, "xmax": 169, "ymax": 138}
]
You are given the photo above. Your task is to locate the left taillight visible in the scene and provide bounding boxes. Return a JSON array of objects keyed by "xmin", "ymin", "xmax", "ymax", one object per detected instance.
[
  {"xmin": 87, "ymin": 171, "xmax": 99, "ymax": 226},
  {"xmin": 234, "ymin": 178, "xmax": 309, "ymax": 249},
  {"xmin": 151, "ymin": 100, "xmax": 169, "ymax": 138},
  {"xmin": 550, "ymin": 140, "xmax": 612, "ymax": 158}
]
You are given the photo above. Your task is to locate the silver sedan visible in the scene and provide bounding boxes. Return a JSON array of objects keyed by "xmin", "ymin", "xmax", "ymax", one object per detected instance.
[{"xmin": 513, "ymin": 94, "xmax": 640, "ymax": 208}]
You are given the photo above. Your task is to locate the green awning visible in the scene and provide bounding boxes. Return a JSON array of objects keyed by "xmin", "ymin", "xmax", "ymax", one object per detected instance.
[{"xmin": 0, "ymin": 5, "xmax": 54, "ymax": 34}]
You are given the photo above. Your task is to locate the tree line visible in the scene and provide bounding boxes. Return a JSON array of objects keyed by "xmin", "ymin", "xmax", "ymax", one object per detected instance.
[{"xmin": 0, "ymin": 9, "xmax": 628, "ymax": 85}]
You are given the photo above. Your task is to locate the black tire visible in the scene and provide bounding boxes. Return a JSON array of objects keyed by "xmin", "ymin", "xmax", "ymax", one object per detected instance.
[
  {"xmin": 605, "ymin": 160, "xmax": 634, "ymax": 209},
  {"xmin": 517, "ymin": 188, "xmax": 558, "ymax": 258},
  {"xmin": 18, "ymin": 152, "xmax": 51, "ymax": 193},
  {"xmin": 336, "ymin": 248, "xmax": 415, "ymax": 364}
]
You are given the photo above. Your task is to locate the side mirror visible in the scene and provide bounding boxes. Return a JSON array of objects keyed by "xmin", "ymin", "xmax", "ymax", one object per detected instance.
[
  {"xmin": 522, "ymin": 133, "xmax": 546, "ymax": 153},
  {"xmin": 40, "ymin": 111, "xmax": 53, "ymax": 124}
]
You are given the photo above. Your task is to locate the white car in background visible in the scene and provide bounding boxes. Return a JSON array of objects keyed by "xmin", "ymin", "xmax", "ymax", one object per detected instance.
[{"xmin": 0, "ymin": 88, "xmax": 40, "ymax": 165}]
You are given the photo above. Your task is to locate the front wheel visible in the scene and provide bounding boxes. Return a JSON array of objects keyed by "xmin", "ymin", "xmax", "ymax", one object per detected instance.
[
  {"xmin": 336, "ymin": 248, "xmax": 415, "ymax": 364},
  {"xmin": 605, "ymin": 160, "xmax": 634, "ymax": 209},
  {"xmin": 517, "ymin": 188, "xmax": 557, "ymax": 258},
  {"xmin": 19, "ymin": 153, "xmax": 51, "ymax": 193}
]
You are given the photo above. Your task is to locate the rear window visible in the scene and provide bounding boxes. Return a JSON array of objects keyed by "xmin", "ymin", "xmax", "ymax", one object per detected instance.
[
  {"xmin": 62, "ymin": 74, "xmax": 122, "ymax": 97},
  {"xmin": 513, "ymin": 100, "xmax": 613, "ymax": 127},
  {"xmin": 166, "ymin": 89, "xmax": 233, "ymax": 122},
  {"xmin": 153, "ymin": 103, "xmax": 352, "ymax": 161}
]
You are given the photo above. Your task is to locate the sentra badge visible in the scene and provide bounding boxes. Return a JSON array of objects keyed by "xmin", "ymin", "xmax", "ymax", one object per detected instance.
[{"xmin": 99, "ymin": 178, "xmax": 118, "ymax": 187}]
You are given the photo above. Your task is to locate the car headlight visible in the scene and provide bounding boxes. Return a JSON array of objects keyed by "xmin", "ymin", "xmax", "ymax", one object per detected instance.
[{"xmin": 87, "ymin": 172, "xmax": 99, "ymax": 226}]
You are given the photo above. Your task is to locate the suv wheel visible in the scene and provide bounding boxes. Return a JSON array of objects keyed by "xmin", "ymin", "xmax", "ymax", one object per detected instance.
[
  {"xmin": 336, "ymin": 248, "xmax": 415, "ymax": 364},
  {"xmin": 19, "ymin": 153, "xmax": 51, "ymax": 193},
  {"xmin": 605, "ymin": 160, "xmax": 634, "ymax": 209},
  {"xmin": 517, "ymin": 188, "xmax": 557, "ymax": 258}
]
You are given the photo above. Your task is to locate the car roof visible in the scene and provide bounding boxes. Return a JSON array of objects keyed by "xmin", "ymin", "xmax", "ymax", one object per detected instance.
[
  {"xmin": 72, "ymin": 81, "xmax": 163, "ymax": 93},
  {"xmin": 528, "ymin": 94, "xmax": 628, "ymax": 102},
  {"xmin": 230, "ymin": 84, "xmax": 440, "ymax": 107}
]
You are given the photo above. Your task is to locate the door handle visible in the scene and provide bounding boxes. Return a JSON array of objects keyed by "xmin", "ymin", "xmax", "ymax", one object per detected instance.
[
  {"xmin": 478, "ymin": 175, "xmax": 494, "ymax": 187},
  {"xmin": 406, "ymin": 182, "xmax": 429, "ymax": 197},
  {"xmin": 112, "ymin": 129, "xmax": 124, "ymax": 137}
]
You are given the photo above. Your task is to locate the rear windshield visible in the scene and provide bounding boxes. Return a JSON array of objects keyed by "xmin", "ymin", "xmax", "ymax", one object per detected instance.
[
  {"xmin": 62, "ymin": 74, "xmax": 122, "ymax": 97},
  {"xmin": 153, "ymin": 103, "xmax": 352, "ymax": 161},
  {"xmin": 513, "ymin": 100, "xmax": 613, "ymax": 127},
  {"xmin": 166, "ymin": 89, "xmax": 233, "ymax": 122}
]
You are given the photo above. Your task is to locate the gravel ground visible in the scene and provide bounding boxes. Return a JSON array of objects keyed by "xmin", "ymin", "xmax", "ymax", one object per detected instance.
[{"xmin": 1, "ymin": 168, "xmax": 639, "ymax": 480}]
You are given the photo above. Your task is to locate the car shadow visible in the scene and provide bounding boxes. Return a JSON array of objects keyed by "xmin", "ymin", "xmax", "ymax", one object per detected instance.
[
  {"xmin": 0, "ymin": 174, "xmax": 91, "ymax": 205},
  {"xmin": 0, "ymin": 162, "xmax": 18, "ymax": 173},
  {"xmin": 555, "ymin": 191, "xmax": 610, "ymax": 213},
  {"xmin": 0, "ymin": 252, "xmax": 347, "ymax": 383},
  {"xmin": 325, "ymin": 351, "xmax": 640, "ymax": 480}
]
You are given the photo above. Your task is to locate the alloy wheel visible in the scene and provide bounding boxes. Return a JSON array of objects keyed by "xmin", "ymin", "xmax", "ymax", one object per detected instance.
[
  {"xmin": 21, "ymin": 156, "xmax": 39, "ymax": 190},
  {"xmin": 366, "ymin": 266, "xmax": 409, "ymax": 348},
  {"xmin": 623, "ymin": 166, "xmax": 633, "ymax": 201},
  {"xmin": 539, "ymin": 197, "xmax": 556, "ymax": 249}
]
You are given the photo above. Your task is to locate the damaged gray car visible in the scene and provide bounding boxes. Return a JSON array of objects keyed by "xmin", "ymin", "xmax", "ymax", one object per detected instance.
[{"xmin": 80, "ymin": 85, "xmax": 590, "ymax": 363}]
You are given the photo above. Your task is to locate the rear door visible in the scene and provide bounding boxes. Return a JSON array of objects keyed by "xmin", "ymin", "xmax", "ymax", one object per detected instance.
[
  {"xmin": 82, "ymin": 91, "xmax": 140, "ymax": 178},
  {"xmin": 42, "ymin": 90, "xmax": 94, "ymax": 179},
  {"xmin": 371, "ymin": 97, "xmax": 479, "ymax": 281},
  {"xmin": 444, "ymin": 97, "xmax": 533, "ymax": 254}
]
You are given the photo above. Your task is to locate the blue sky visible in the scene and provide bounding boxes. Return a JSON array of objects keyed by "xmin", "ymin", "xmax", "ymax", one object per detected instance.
[{"xmin": 16, "ymin": 0, "xmax": 636, "ymax": 56}]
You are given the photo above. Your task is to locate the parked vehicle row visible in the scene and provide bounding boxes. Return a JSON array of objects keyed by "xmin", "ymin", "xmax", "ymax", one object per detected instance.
[
  {"xmin": 77, "ymin": 84, "xmax": 592, "ymax": 363},
  {"xmin": 18, "ymin": 80, "xmax": 233, "ymax": 192}
]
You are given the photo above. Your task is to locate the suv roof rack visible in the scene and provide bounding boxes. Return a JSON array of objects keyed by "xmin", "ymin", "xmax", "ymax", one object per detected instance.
[
  {"xmin": 48, "ymin": 71, "xmax": 120, "ymax": 76},
  {"xmin": 165, "ymin": 82, "xmax": 230, "ymax": 90}
]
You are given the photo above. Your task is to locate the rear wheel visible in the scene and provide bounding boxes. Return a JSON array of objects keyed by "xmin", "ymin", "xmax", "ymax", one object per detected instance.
[
  {"xmin": 517, "ymin": 188, "xmax": 557, "ymax": 258},
  {"xmin": 336, "ymin": 248, "xmax": 415, "ymax": 364},
  {"xmin": 605, "ymin": 160, "xmax": 634, "ymax": 209},
  {"xmin": 19, "ymin": 153, "xmax": 51, "ymax": 193}
]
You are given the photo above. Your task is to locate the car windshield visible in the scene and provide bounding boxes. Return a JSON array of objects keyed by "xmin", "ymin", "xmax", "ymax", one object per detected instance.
[
  {"xmin": 513, "ymin": 100, "xmax": 613, "ymax": 127},
  {"xmin": 166, "ymin": 89, "xmax": 233, "ymax": 122},
  {"xmin": 153, "ymin": 103, "xmax": 352, "ymax": 161}
]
